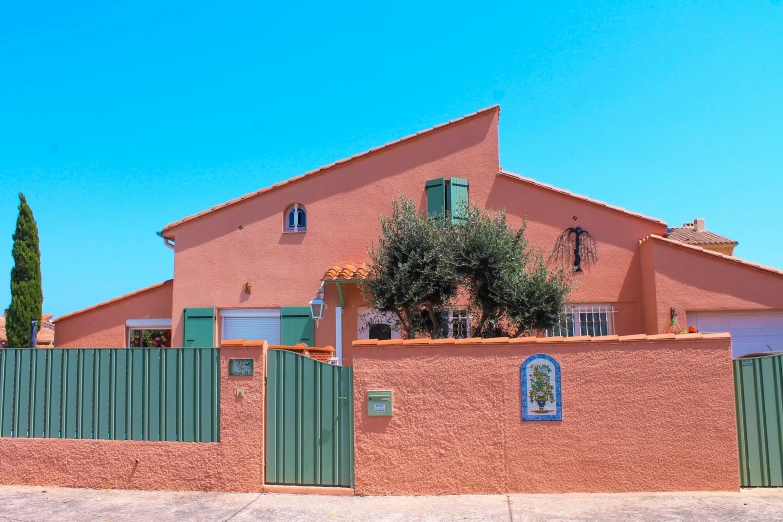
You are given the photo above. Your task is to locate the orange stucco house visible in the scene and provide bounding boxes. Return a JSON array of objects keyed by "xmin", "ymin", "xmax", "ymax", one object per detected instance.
[{"xmin": 54, "ymin": 106, "xmax": 783, "ymax": 359}]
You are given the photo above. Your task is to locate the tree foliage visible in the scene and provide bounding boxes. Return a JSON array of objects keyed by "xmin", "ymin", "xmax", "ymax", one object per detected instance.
[
  {"xmin": 363, "ymin": 196, "xmax": 571, "ymax": 339},
  {"xmin": 362, "ymin": 197, "xmax": 459, "ymax": 338},
  {"xmin": 7, "ymin": 193, "xmax": 43, "ymax": 348}
]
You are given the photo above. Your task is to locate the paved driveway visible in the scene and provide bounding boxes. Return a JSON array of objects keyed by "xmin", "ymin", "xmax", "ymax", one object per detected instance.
[{"xmin": 0, "ymin": 486, "xmax": 782, "ymax": 521}]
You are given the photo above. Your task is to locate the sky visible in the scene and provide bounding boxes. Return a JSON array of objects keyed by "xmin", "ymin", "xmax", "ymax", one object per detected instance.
[{"xmin": 1, "ymin": 1, "xmax": 781, "ymax": 317}]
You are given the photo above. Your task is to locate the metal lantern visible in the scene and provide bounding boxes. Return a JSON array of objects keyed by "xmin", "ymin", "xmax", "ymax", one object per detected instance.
[{"xmin": 309, "ymin": 283, "xmax": 327, "ymax": 325}]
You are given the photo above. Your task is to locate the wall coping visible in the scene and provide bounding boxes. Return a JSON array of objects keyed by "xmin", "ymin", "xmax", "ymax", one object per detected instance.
[
  {"xmin": 220, "ymin": 340, "xmax": 269, "ymax": 348},
  {"xmin": 352, "ymin": 332, "xmax": 730, "ymax": 347}
]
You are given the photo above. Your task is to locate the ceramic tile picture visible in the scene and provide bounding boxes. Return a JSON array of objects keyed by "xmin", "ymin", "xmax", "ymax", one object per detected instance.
[{"xmin": 521, "ymin": 354, "xmax": 562, "ymax": 421}]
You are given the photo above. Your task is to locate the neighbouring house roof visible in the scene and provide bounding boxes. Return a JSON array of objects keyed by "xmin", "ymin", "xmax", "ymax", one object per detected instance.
[
  {"xmin": 666, "ymin": 222, "xmax": 738, "ymax": 247},
  {"xmin": 323, "ymin": 264, "xmax": 370, "ymax": 282},
  {"xmin": 161, "ymin": 106, "xmax": 501, "ymax": 236},
  {"xmin": 497, "ymin": 171, "xmax": 667, "ymax": 226},
  {"xmin": 640, "ymin": 235, "xmax": 782, "ymax": 278},
  {"xmin": 54, "ymin": 280, "xmax": 173, "ymax": 322},
  {"xmin": 0, "ymin": 314, "xmax": 55, "ymax": 347}
]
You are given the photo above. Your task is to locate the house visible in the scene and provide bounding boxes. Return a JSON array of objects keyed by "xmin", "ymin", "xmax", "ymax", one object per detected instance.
[
  {"xmin": 1, "ymin": 314, "xmax": 55, "ymax": 348},
  {"xmin": 53, "ymin": 106, "xmax": 783, "ymax": 359},
  {"xmin": 666, "ymin": 219, "xmax": 738, "ymax": 256}
]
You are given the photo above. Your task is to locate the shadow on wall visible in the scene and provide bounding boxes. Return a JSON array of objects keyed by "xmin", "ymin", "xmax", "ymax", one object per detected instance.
[{"xmin": 173, "ymin": 115, "xmax": 496, "ymax": 252}]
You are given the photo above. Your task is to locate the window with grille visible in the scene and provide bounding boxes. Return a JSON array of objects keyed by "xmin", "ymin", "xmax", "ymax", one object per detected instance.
[
  {"xmin": 548, "ymin": 305, "xmax": 614, "ymax": 337},
  {"xmin": 442, "ymin": 308, "xmax": 470, "ymax": 339}
]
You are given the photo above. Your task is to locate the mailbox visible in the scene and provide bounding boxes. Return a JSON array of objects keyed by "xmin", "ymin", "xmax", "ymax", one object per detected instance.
[{"xmin": 367, "ymin": 390, "xmax": 393, "ymax": 416}]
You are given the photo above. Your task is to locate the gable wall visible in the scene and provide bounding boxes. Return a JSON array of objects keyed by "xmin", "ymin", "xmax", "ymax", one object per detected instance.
[
  {"xmin": 640, "ymin": 238, "xmax": 783, "ymax": 333},
  {"xmin": 55, "ymin": 281, "xmax": 173, "ymax": 348},
  {"xmin": 490, "ymin": 177, "xmax": 666, "ymax": 334},
  {"xmin": 169, "ymin": 110, "xmax": 501, "ymax": 346},
  {"xmin": 168, "ymin": 106, "xmax": 672, "ymax": 345}
]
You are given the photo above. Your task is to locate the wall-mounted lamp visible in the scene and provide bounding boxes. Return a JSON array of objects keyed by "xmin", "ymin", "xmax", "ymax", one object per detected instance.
[
  {"xmin": 244, "ymin": 282, "xmax": 252, "ymax": 295},
  {"xmin": 309, "ymin": 282, "xmax": 327, "ymax": 326}
]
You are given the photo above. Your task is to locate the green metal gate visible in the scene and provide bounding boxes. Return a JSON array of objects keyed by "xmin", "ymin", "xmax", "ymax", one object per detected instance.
[
  {"xmin": 734, "ymin": 354, "xmax": 783, "ymax": 486},
  {"xmin": 265, "ymin": 349, "xmax": 353, "ymax": 488},
  {"xmin": 0, "ymin": 347, "xmax": 219, "ymax": 442}
]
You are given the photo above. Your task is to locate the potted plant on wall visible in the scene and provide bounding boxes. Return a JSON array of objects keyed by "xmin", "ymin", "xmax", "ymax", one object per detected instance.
[{"xmin": 528, "ymin": 364, "xmax": 555, "ymax": 412}]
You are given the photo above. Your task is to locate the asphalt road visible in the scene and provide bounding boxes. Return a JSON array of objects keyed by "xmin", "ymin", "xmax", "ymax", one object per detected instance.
[{"xmin": 0, "ymin": 486, "xmax": 782, "ymax": 521}]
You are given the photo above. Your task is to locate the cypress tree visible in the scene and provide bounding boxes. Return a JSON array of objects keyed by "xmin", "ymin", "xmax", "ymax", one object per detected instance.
[{"xmin": 7, "ymin": 193, "xmax": 43, "ymax": 347}]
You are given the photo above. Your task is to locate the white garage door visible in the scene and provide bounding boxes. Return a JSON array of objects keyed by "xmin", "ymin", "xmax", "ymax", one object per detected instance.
[
  {"xmin": 688, "ymin": 311, "xmax": 783, "ymax": 359},
  {"xmin": 221, "ymin": 309, "xmax": 281, "ymax": 344}
]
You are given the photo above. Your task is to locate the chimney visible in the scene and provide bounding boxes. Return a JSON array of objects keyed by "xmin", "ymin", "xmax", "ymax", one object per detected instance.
[{"xmin": 693, "ymin": 218, "xmax": 705, "ymax": 232}]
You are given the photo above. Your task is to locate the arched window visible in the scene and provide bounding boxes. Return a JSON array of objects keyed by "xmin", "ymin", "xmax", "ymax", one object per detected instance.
[{"xmin": 285, "ymin": 203, "xmax": 307, "ymax": 232}]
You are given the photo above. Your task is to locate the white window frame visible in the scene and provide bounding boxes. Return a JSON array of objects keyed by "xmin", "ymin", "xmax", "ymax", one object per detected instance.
[
  {"xmin": 548, "ymin": 304, "xmax": 615, "ymax": 337},
  {"xmin": 285, "ymin": 203, "xmax": 307, "ymax": 232},
  {"xmin": 126, "ymin": 319, "xmax": 173, "ymax": 348}
]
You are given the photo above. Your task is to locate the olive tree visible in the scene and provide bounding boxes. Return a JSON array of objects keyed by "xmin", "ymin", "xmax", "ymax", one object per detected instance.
[
  {"xmin": 363, "ymin": 198, "xmax": 571, "ymax": 339},
  {"xmin": 362, "ymin": 196, "xmax": 460, "ymax": 339}
]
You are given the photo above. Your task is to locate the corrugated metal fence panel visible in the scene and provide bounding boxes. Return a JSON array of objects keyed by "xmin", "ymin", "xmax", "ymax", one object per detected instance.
[
  {"xmin": 734, "ymin": 355, "xmax": 783, "ymax": 487},
  {"xmin": 265, "ymin": 349, "xmax": 354, "ymax": 487},
  {"xmin": 0, "ymin": 348, "xmax": 220, "ymax": 442}
]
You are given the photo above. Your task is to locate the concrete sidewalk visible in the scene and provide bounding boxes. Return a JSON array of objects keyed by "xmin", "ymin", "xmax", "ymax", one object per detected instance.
[{"xmin": 0, "ymin": 486, "xmax": 782, "ymax": 521}]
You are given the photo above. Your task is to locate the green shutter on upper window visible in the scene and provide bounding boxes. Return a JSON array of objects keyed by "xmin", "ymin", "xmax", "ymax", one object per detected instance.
[
  {"xmin": 184, "ymin": 308, "xmax": 215, "ymax": 348},
  {"xmin": 426, "ymin": 178, "xmax": 446, "ymax": 217},
  {"xmin": 280, "ymin": 306, "xmax": 314, "ymax": 347},
  {"xmin": 449, "ymin": 177, "xmax": 469, "ymax": 224}
]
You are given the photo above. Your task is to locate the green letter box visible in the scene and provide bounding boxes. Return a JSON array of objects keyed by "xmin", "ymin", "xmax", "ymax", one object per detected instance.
[{"xmin": 367, "ymin": 390, "xmax": 393, "ymax": 416}]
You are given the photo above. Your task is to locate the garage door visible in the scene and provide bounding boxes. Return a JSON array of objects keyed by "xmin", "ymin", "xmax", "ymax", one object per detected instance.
[{"xmin": 688, "ymin": 312, "xmax": 783, "ymax": 359}]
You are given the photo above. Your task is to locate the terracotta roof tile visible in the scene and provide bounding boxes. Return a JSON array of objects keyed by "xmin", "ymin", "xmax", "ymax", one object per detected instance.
[
  {"xmin": 497, "ymin": 171, "xmax": 667, "ymax": 226},
  {"xmin": 640, "ymin": 235, "xmax": 783, "ymax": 277},
  {"xmin": 323, "ymin": 264, "xmax": 370, "ymax": 281},
  {"xmin": 666, "ymin": 224, "xmax": 738, "ymax": 246},
  {"xmin": 54, "ymin": 280, "xmax": 173, "ymax": 322},
  {"xmin": 0, "ymin": 314, "xmax": 55, "ymax": 347},
  {"xmin": 162, "ymin": 106, "xmax": 501, "ymax": 235}
]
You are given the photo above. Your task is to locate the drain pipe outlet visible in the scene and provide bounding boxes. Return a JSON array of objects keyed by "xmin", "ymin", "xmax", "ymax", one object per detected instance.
[{"xmin": 156, "ymin": 231, "xmax": 175, "ymax": 251}]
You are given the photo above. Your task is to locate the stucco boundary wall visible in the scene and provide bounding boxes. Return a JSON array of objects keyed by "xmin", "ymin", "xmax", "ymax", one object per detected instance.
[
  {"xmin": 351, "ymin": 333, "xmax": 739, "ymax": 496},
  {"xmin": 0, "ymin": 341, "xmax": 267, "ymax": 492}
]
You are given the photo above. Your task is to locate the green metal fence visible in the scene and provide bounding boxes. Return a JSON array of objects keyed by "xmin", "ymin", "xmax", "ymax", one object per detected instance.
[
  {"xmin": 0, "ymin": 348, "xmax": 220, "ymax": 442},
  {"xmin": 266, "ymin": 349, "xmax": 354, "ymax": 488},
  {"xmin": 734, "ymin": 354, "xmax": 783, "ymax": 487}
]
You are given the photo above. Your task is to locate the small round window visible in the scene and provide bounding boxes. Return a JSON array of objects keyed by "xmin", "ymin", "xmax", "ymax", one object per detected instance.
[{"xmin": 285, "ymin": 204, "xmax": 306, "ymax": 232}]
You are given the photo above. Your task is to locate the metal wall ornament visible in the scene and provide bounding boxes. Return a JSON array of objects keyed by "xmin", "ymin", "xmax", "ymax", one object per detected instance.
[{"xmin": 551, "ymin": 226, "xmax": 598, "ymax": 272}]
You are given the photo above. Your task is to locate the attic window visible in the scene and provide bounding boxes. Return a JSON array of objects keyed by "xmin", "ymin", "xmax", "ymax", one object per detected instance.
[{"xmin": 285, "ymin": 204, "xmax": 307, "ymax": 232}]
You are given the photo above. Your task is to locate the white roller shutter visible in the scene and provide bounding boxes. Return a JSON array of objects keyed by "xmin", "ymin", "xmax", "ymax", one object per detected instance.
[{"xmin": 221, "ymin": 309, "xmax": 280, "ymax": 344}]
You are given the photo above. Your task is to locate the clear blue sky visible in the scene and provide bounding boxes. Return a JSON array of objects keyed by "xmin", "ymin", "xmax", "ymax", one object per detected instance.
[{"xmin": 1, "ymin": 2, "xmax": 781, "ymax": 317}]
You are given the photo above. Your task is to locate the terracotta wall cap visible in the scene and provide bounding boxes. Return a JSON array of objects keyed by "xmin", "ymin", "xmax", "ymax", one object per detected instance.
[
  {"xmin": 351, "ymin": 333, "xmax": 731, "ymax": 347},
  {"xmin": 509, "ymin": 337, "xmax": 540, "ymax": 344},
  {"xmin": 673, "ymin": 333, "xmax": 704, "ymax": 340},
  {"xmin": 618, "ymin": 334, "xmax": 648, "ymax": 341},
  {"xmin": 588, "ymin": 335, "xmax": 620, "ymax": 342},
  {"xmin": 647, "ymin": 334, "xmax": 677, "ymax": 340}
]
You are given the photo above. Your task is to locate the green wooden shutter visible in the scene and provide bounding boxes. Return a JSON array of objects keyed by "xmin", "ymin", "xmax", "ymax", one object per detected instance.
[
  {"xmin": 280, "ymin": 307, "xmax": 314, "ymax": 347},
  {"xmin": 184, "ymin": 308, "xmax": 216, "ymax": 348},
  {"xmin": 449, "ymin": 177, "xmax": 469, "ymax": 224},
  {"xmin": 426, "ymin": 178, "xmax": 446, "ymax": 217}
]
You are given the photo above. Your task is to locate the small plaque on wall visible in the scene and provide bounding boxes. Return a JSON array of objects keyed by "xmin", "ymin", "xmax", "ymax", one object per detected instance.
[{"xmin": 229, "ymin": 359, "xmax": 254, "ymax": 376}]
